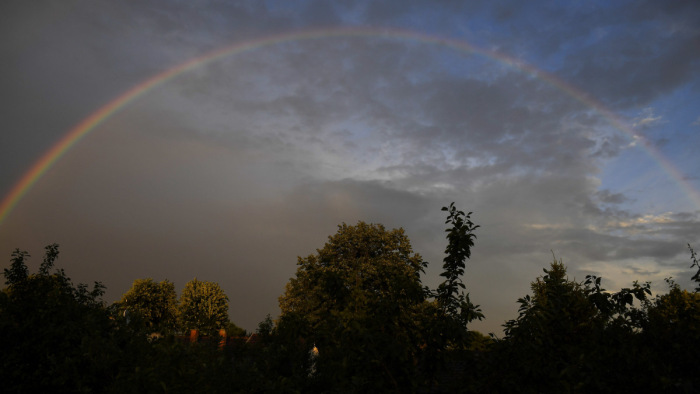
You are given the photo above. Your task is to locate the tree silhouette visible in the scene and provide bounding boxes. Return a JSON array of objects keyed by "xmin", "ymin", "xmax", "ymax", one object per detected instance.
[
  {"xmin": 116, "ymin": 278, "xmax": 178, "ymax": 333},
  {"xmin": 279, "ymin": 221, "xmax": 427, "ymax": 392},
  {"xmin": 179, "ymin": 278, "xmax": 230, "ymax": 334}
]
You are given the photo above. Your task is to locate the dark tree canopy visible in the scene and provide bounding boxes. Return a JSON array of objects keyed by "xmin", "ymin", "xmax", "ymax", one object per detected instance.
[
  {"xmin": 0, "ymin": 244, "xmax": 116, "ymax": 392},
  {"xmin": 116, "ymin": 278, "xmax": 178, "ymax": 333},
  {"xmin": 179, "ymin": 278, "xmax": 230, "ymax": 333},
  {"xmin": 279, "ymin": 221, "xmax": 428, "ymax": 391},
  {"xmin": 280, "ymin": 221, "xmax": 426, "ymax": 318},
  {"xmin": 1, "ymin": 215, "xmax": 698, "ymax": 393}
]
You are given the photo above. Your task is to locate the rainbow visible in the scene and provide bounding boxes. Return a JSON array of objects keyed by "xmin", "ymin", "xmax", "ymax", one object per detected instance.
[{"xmin": 1, "ymin": 26, "xmax": 698, "ymax": 225}]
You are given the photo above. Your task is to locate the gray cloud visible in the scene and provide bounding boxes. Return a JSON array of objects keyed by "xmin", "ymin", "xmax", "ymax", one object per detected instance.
[{"xmin": 596, "ymin": 189, "xmax": 629, "ymax": 205}]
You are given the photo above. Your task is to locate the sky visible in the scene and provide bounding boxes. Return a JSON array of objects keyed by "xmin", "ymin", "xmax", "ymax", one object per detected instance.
[{"xmin": 1, "ymin": 0, "xmax": 699, "ymax": 335}]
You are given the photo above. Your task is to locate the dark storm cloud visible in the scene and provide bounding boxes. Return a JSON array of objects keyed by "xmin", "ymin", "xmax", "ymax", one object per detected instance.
[
  {"xmin": 596, "ymin": 189, "xmax": 629, "ymax": 205},
  {"xmin": 566, "ymin": 36, "xmax": 699, "ymax": 109},
  {"xmin": 354, "ymin": 0, "xmax": 700, "ymax": 110},
  {"xmin": 552, "ymin": 227, "xmax": 683, "ymax": 263},
  {"xmin": 0, "ymin": 0, "xmax": 292, "ymax": 196},
  {"xmin": 556, "ymin": 2, "xmax": 700, "ymax": 108}
]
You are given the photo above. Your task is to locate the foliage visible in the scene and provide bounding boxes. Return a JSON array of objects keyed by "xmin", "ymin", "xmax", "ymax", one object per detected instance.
[
  {"xmin": 435, "ymin": 202, "xmax": 483, "ymax": 325},
  {"xmin": 460, "ymin": 330, "xmax": 493, "ymax": 352},
  {"xmin": 415, "ymin": 203, "xmax": 484, "ymax": 390},
  {"xmin": 648, "ymin": 281, "xmax": 700, "ymax": 329},
  {"xmin": 689, "ymin": 243, "xmax": 700, "ymax": 291},
  {"xmin": 116, "ymin": 278, "xmax": 178, "ymax": 333},
  {"xmin": 223, "ymin": 321, "xmax": 247, "ymax": 337},
  {"xmin": 432, "ymin": 203, "xmax": 484, "ymax": 340},
  {"xmin": 279, "ymin": 221, "xmax": 428, "ymax": 392},
  {"xmin": 3, "ymin": 248, "xmax": 30, "ymax": 285},
  {"xmin": 638, "ymin": 278, "xmax": 700, "ymax": 391},
  {"xmin": 496, "ymin": 259, "xmax": 604, "ymax": 391},
  {"xmin": 179, "ymin": 278, "xmax": 230, "ymax": 334},
  {"xmin": 491, "ymin": 255, "xmax": 699, "ymax": 393},
  {"xmin": 2, "ymin": 221, "xmax": 699, "ymax": 393},
  {"xmin": 0, "ymin": 244, "xmax": 122, "ymax": 393},
  {"xmin": 248, "ymin": 313, "xmax": 317, "ymax": 392},
  {"xmin": 0, "ymin": 245, "xmax": 261, "ymax": 393}
]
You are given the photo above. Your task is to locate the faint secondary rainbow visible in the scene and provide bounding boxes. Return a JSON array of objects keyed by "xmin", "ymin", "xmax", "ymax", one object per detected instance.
[{"xmin": 1, "ymin": 26, "xmax": 698, "ymax": 225}]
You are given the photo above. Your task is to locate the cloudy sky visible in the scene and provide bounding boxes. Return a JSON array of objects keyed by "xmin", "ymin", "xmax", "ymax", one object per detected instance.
[{"xmin": 2, "ymin": 0, "xmax": 699, "ymax": 334}]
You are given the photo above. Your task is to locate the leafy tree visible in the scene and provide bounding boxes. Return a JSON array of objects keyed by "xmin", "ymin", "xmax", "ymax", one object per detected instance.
[
  {"xmin": 116, "ymin": 278, "xmax": 178, "ymax": 333},
  {"xmin": 418, "ymin": 203, "xmax": 484, "ymax": 390},
  {"xmin": 492, "ymin": 258, "xmax": 656, "ymax": 393},
  {"xmin": 279, "ymin": 221, "xmax": 428, "ymax": 392},
  {"xmin": 179, "ymin": 278, "xmax": 230, "ymax": 334},
  {"xmin": 426, "ymin": 203, "xmax": 484, "ymax": 345},
  {"xmin": 649, "ymin": 281, "xmax": 700, "ymax": 327},
  {"xmin": 435, "ymin": 202, "xmax": 483, "ymax": 326},
  {"xmin": 223, "ymin": 321, "xmax": 247, "ymax": 337},
  {"xmin": 495, "ymin": 259, "xmax": 606, "ymax": 392},
  {"xmin": 464, "ymin": 330, "xmax": 493, "ymax": 352},
  {"xmin": 688, "ymin": 243, "xmax": 700, "ymax": 292},
  {"xmin": 3, "ymin": 249, "xmax": 29, "ymax": 285},
  {"xmin": 0, "ymin": 244, "xmax": 123, "ymax": 393},
  {"xmin": 639, "ymin": 277, "xmax": 700, "ymax": 391},
  {"xmin": 249, "ymin": 313, "xmax": 316, "ymax": 392}
]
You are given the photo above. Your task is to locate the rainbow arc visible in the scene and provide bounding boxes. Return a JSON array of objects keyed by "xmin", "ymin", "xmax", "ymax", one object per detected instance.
[{"xmin": 1, "ymin": 27, "xmax": 697, "ymax": 225}]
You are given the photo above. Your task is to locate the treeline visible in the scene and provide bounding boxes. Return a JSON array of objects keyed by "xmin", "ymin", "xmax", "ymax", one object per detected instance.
[
  {"xmin": 115, "ymin": 277, "xmax": 245, "ymax": 337},
  {"xmin": 1, "ymin": 204, "xmax": 699, "ymax": 393}
]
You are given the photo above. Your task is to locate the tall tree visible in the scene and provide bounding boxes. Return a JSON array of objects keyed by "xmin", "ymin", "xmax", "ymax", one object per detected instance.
[
  {"xmin": 0, "ymin": 244, "xmax": 119, "ymax": 392},
  {"xmin": 279, "ymin": 221, "xmax": 427, "ymax": 392},
  {"xmin": 688, "ymin": 244, "xmax": 700, "ymax": 292},
  {"xmin": 116, "ymin": 278, "xmax": 178, "ymax": 333},
  {"xmin": 179, "ymin": 278, "xmax": 230, "ymax": 334},
  {"xmin": 427, "ymin": 203, "xmax": 483, "ymax": 347},
  {"xmin": 497, "ymin": 260, "xmax": 606, "ymax": 391},
  {"xmin": 639, "ymin": 278, "xmax": 700, "ymax": 391},
  {"xmin": 494, "ymin": 258, "xmax": 654, "ymax": 393}
]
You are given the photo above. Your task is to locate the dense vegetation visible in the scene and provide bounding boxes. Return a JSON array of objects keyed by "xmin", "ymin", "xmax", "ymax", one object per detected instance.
[{"xmin": 1, "ymin": 204, "xmax": 699, "ymax": 393}]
